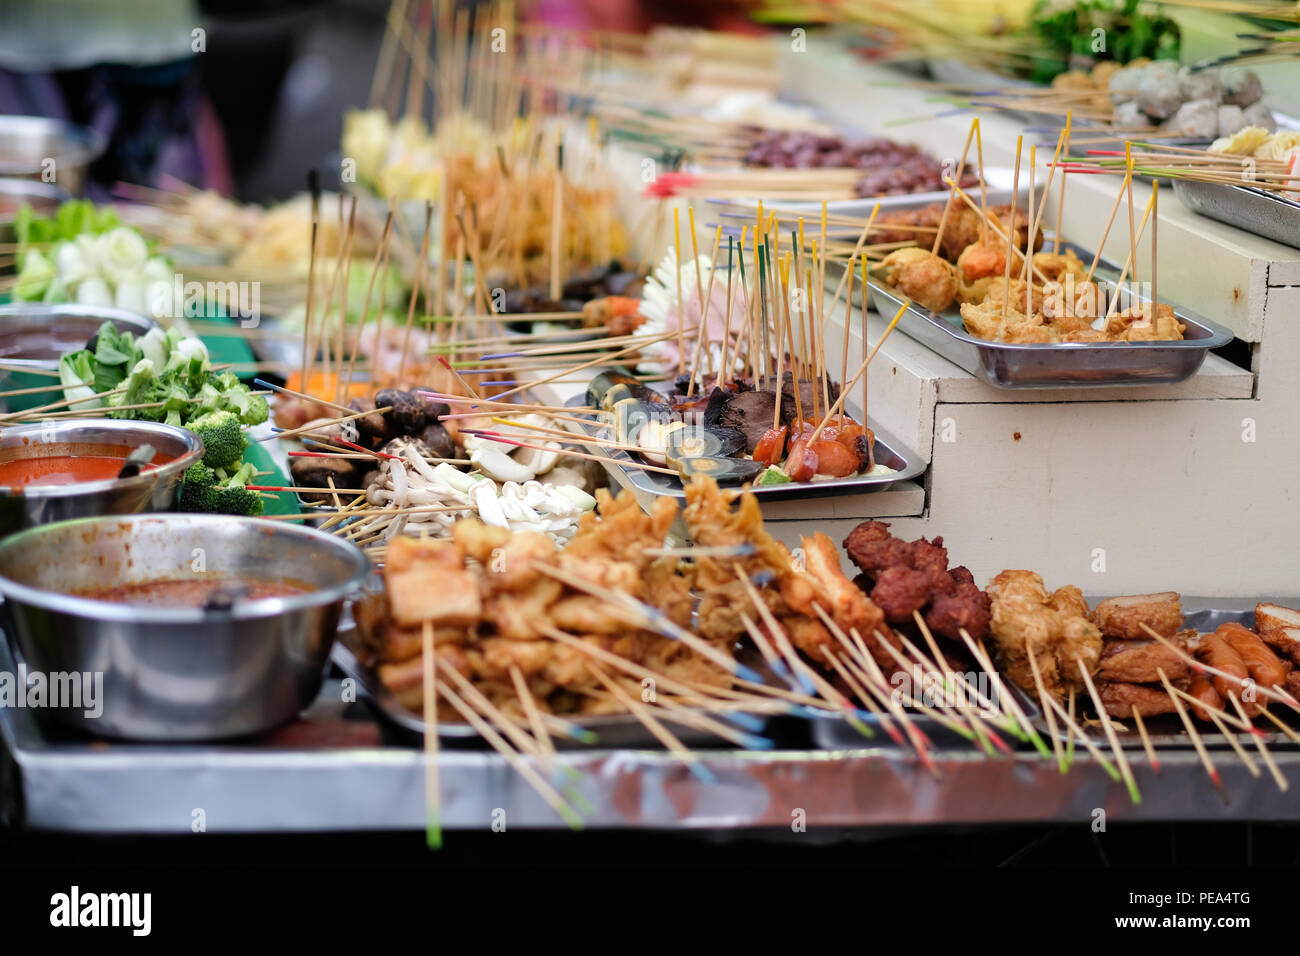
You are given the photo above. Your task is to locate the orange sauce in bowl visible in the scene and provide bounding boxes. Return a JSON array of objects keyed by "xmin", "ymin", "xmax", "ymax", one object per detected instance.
[{"xmin": 0, "ymin": 442, "xmax": 172, "ymax": 489}]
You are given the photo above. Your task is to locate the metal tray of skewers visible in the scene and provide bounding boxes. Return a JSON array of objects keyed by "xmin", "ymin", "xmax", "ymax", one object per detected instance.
[
  {"xmin": 561, "ymin": 392, "xmax": 926, "ymax": 501},
  {"xmin": 808, "ymin": 667, "xmax": 1046, "ymax": 751},
  {"xmin": 866, "ymin": 247, "xmax": 1234, "ymax": 389},
  {"xmin": 1031, "ymin": 604, "xmax": 1300, "ymax": 751},
  {"xmin": 330, "ymin": 634, "xmax": 738, "ymax": 749},
  {"xmin": 1171, "ymin": 178, "xmax": 1300, "ymax": 252}
]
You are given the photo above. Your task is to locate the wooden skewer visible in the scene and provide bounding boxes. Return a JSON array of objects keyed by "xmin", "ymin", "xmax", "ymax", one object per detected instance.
[
  {"xmin": 942, "ymin": 177, "xmax": 1052, "ymax": 286},
  {"xmin": 1064, "ymin": 688, "xmax": 1076, "ymax": 769},
  {"xmin": 673, "ymin": 206, "xmax": 686, "ymax": 379},
  {"xmin": 470, "ymin": 431, "xmax": 678, "ymax": 475},
  {"xmin": 586, "ymin": 662, "xmax": 710, "ymax": 780},
  {"xmin": 931, "ymin": 119, "xmax": 978, "ymax": 256},
  {"xmin": 1038, "ymin": 687, "xmax": 1123, "ymax": 781},
  {"xmin": 1131, "ymin": 706, "xmax": 1160, "ymax": 773},
  {"xmin": 959, "ymin": 629, "xmax": 1051, "ymax": 758},
  {"xmin": 1076, "ymin": 659, "xmax": 1141, "ymax": 804},
  {"xmin": 1024, "ymin": 648, "xmax": 1066, "ymax": 772},
  {"xmin": 300, "ymin": 170, "xmax": 322, "ymax": 398},
  {"xmin": 534, "ymin": 562, "xmax": 746, "ymax": 678},
  {"xmin": 1206, "ymin": 708, "xmax": 1259, "ymax": 777},
  {"xmin": 808, "ymin": 300, "xmax": 906, "ymax": 443},
  {"xmin": 259, "ymin": 405, "xmax": 394, "ymax": 443},
  {"xmin": 487, "ymin": 330, "xmax": 678, "ymax": 403},
  {"xmin": 0, "ymin": 364, "xmax": 62, "ymax": 378},
  {"xmin": 1228, "ymin": 694, "xmax": 1288, "ymax": 792},
  {"xmin": 1156, "ymin": 666, "xmax": 1221, "ymax": 791},
  {"xmin": 0, "ymin": 379, "xmax": 92, "ymax": 400},
  {"xmin": 421, "ymin": 619, "xmax": 441, "ymax": 849},
  {"xmin": 0, "ymin": 383, "xmax": 127, "ymax": 422},
  {"xmin": 1085, "ymin": 171, "xmax": 1132, "ymax": 285},
  {"xmin": 398, "ymin": 201, "xmax": 434, "ymax": 384},
  {"xmin": 262, "ymin": 504, "xmax": 468, "ymax": 521},
  {"xmin": 1053, "ymin": 112, "xmax": 1072, "ymax": 255},
  {"xmin": 1001, "ymin": 137, "xmax": 1022, "ymax": 325},
  {"xmin": 436, "ymin": 676, "xmax": 583, "ymax": 828}
]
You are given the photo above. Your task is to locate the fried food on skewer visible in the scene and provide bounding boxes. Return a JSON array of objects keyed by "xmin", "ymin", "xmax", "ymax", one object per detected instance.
[
  {"xmin": 878, "ymin": 247, "xmax": 958, "ymax": 313},
  {"xmin": 682, "ymin": 476, "xmax": 895, "ymax": 668},
  {"xmin": 1092, "ymin": 592, "xmax": 1184, "ymax": 639},
  {"xmin": 986, "ymin": 570, "xmax": 1103, "ymax": 700}
]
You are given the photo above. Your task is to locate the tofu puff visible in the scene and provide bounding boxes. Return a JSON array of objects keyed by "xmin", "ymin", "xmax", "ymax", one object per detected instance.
[{"xmin": 1092, "ymin": 592, "xmax": 1184, "ymax": 639}]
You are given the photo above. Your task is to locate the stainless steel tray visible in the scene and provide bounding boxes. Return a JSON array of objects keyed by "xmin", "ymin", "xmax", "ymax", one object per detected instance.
[
  {"xmin": 1172, "ymin": 178, "xmax": 1300, "ymax": 251},
  {"xmin": 561, "ymin": 394, "xmax": 926, "ymax": 500},
  {"xmin": 867, "ymin": 253, "xmax": 1234, "ymax": 389},
  {"xmin": 809, "ymin": 666, "xmax": 1044, "ymax": 750},
  {"xmin": 332, "ymin": 634, "xmax": 746, "ymax": 749},
  {"xmin": 4, "ymin": 616, "xmax": 1300, "ymax": 832},
  {"xmin": 1028, "ymin": 603, "xmax": 1300, "ymax": 751}
]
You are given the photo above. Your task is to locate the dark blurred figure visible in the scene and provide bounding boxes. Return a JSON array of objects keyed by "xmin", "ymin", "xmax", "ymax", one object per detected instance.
[{"xmin": 0, "ymin": 0, "xmax": 232, "ymax": 195}]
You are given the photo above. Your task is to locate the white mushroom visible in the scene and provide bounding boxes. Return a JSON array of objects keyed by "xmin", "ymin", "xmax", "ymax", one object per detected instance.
[{"xmin": 471, "ymin": 444, "xmax": 536, "ymax": 483}]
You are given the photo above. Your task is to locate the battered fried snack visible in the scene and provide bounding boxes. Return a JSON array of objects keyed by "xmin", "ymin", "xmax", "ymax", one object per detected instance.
[
  {"xmin": 1091, "ymin": 591, "xmax": 1184, "ymax": 639},
  {"xmin": 986, "ymin": 569, "xmax": 1103, "ymax": 699},
  {"xmin": 878, "ymin": 247, "xmax": 958, "ymax": 313},
  {"xmin": 683, "ymin": 477, "xmax": 894, "ymax": 667},
  {"xmin": 357, "ymin": 484, "xmax": 737, "ymax": 721}
]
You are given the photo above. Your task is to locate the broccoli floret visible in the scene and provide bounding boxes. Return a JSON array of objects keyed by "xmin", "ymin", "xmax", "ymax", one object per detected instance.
[
  {"xmin": 215, "ymin": 461, "xmax": 264, "ymax": 517},
  {"xmin": 107, "ymin": 357, "xmax": 165, "ymax": 420},
  {"xmin": 224, "ymin": 384, "xmax": 270, "ymax": 426},
  {"xmin": 189, "ymin": 409, "xmax": 247, "ymax": 471},
  {"xmin": 177, "ymin": 461, "xmax": 220, "ymax": 512}
]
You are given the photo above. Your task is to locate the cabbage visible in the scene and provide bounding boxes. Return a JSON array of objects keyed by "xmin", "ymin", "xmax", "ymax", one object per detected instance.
[
  {"xmin": 75, "ymin": 278, "xmax": 112, "ymax": 307},
  {"xmin": 98, "ymin": 227, "xmax": 148, "ymax": 284},
  {"xmin": 58, "ymin": 351, "xmax": 101, "ymax": 410},
  {"xmin": 12, "ymin": 248, "xmax": 55, "ymax": 301}
]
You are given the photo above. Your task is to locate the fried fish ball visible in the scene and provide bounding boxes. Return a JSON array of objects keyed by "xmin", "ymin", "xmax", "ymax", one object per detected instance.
[{"xmin": 879, "ymin": 247, "xmax": 958, "ymax": 313}]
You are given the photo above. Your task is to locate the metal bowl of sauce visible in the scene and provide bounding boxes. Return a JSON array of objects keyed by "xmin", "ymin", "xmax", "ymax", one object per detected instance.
[
  {"xmin": 0, "ymin": 419, "xmax": 203, "ymax": 536},
  {"xmin": 0, "ymin": 513, "xmax": 372, "ymax": 740}
]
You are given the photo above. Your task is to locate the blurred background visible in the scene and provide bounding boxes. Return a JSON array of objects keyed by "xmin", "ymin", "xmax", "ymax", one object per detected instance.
[{"xmin": 0, "ymin": 0, "xmax": 759, "ymax": 202}]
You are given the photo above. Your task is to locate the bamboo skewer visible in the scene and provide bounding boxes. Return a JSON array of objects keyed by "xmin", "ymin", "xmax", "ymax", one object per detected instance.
[
  {"xmin": 1157, "ymin": 666, "xmax": 1222, "ymax": 791},
  {"xmin": 1076, "ymin": 660, "xmax": 1141, "ymax": 804}
]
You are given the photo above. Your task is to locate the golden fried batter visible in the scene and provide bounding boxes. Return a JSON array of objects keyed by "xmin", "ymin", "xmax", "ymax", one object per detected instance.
[
  {"xmin": 1091, "ymin": 592, "xmax": 1183, "ymax": 640},
  {"xmin": 987, "ymin": 569, "xmax": 1103, "ymax": 699},
  {"xmin": 879, "ymin": 247, "xmax": 958, "ymax": 313}
]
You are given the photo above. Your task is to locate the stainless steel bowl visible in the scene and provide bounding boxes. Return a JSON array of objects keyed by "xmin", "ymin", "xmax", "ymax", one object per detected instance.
[
  {"xmin": 0, "ymin": 116, "xmax": 106, "ymax": 196},
  {"xmin": 0, "ymin": 304, "xmax": 158, "ymax": 402},
  {"xmin": 0, "ymin": 419, "xmax": 203, "ymax": 536},
  {"xmin": 0, "ymin": 513, "xmax": 372, "ymax": 740}
]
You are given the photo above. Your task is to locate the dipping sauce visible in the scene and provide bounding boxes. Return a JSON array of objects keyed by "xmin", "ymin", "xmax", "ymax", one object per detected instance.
[
  {"xmin": 72, "ymin": 577, "xmax": 312, "ymax": 609},
  {"xmin": 0, "ymin": 442, "xmax": 170, "ymax": 489}
]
